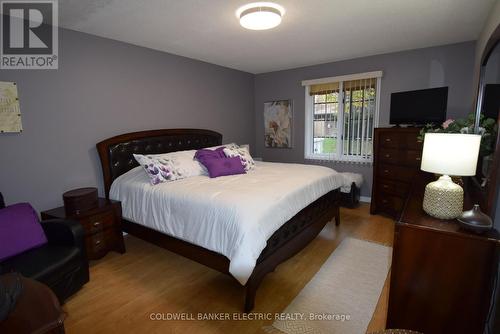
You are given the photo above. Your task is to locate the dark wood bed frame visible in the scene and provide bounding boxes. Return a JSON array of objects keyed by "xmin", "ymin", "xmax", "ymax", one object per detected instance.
[{"xmin": 96, "ymin": 128, "xmax": 340, "ymax": 312}]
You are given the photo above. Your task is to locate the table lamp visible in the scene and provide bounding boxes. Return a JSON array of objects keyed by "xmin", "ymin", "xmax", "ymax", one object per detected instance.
[{"xmin": 420, "ymin": 133, "xmax": 481, "ymax": 219}]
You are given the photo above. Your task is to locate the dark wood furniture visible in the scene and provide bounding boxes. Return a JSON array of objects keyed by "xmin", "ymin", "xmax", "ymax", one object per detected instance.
[
  {"xmin": 340, "ymin": 182, "xmax": 360, "ymax": 208},
  {"xmin": 41, "ymin": 198, "xmax": 125, "ymax": 260},
  {"xmin": 95, "ymin": 128, "xmax": 341, "ymax": 312},
  {"xmin": 63, "ymin": 187, "xmax": 98, "ymax": 216},
  {"xmin": 370, "ymin": 127, "xmax": 423, "ymax": 219},
  {"xmin": 0, "ymin": 274, "xmax": 65, "ymax": 334},
  {"xmin": 387, "ymin": 172, "xmax": 500, "ymax": 334}
]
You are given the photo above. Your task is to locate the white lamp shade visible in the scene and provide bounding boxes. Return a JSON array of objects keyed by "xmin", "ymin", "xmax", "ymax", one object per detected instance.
[{"xmin": 421, "ymin": 133, "xmax": 481, "ymax": 176}]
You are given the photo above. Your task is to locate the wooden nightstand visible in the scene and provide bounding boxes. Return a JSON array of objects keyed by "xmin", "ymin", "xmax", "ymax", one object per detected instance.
[{"xmin": 41, "ymin": 198, "xmax": 126, "ymax": 260}]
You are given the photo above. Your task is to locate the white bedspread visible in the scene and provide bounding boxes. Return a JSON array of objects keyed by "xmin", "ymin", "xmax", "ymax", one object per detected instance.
[{"xmin": 110, "ymin": 161, "xmax": 342, "ymax": 285}]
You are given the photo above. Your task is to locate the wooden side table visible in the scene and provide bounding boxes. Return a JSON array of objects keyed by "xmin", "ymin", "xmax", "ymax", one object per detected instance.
[
  {"xmin": 387, "ymin": 172, "xmax": 499, "ymax": 334},
  {"xmin": 41, "ymin": 198, "xmax": 126, "ymax": 260},
  {"xmin": 0, "ymin": 273, "xmax": 65, "ymax": 334}
]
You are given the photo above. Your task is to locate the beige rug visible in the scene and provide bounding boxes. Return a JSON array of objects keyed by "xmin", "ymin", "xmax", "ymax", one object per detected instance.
[{"xmin": 271, "ymin": 237, "xmax": 392, "ymax": 334}]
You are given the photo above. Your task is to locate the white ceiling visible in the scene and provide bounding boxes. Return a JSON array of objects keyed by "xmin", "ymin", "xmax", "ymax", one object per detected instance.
[{"xmin": 59, "ymin": 0, "xmax": 494, "ymax": 74}]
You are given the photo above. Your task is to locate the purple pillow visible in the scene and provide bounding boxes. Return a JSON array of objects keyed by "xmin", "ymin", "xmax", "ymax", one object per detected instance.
[
  {"xmin": 200, "ymin": 157, "xmax": 246, "ymax": 178},
  {"xmin": 194, "ymin": 147, "xmax": 226, "ymax": 164},
  {"xmin": 0, "ymin": 203, "xmax": 47, "ymax": 261}
]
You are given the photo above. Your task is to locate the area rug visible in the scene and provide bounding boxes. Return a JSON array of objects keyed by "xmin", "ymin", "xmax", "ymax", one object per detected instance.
[{"xmin": 271, "ymin": 237, "xmax": 392, "ymax": 334}]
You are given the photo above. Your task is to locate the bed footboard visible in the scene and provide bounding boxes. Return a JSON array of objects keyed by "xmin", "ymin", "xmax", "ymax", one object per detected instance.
[
  {"xmin": 245, "ymin": 189, "xmax": 340, "ymax": 312},
  {"xmin": 120, "ymin": 189, "xmax": 340, "ymax": 312}
]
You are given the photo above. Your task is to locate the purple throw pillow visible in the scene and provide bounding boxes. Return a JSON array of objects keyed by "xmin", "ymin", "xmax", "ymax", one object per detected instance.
[
  {"xmin": 200, "ymin": 157, "xmax": 246, "ymax": 178},
  {"xmin": 194, "ymin": 147, "xmax": 226, "ymax": 164},
  {"xmin": 0, "ymin": 203, "xmax": 47, "ymax": 261}
]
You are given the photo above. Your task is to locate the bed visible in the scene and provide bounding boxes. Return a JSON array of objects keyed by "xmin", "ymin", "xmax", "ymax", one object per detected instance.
[{"xmin": 96, "ymin": 129, "xmax": 342, "ymax": 311}]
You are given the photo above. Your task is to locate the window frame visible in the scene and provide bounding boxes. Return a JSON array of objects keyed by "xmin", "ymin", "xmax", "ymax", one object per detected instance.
[{"xmin": 303, "ymin": 71, "xmax": 382, "ymax": 163}]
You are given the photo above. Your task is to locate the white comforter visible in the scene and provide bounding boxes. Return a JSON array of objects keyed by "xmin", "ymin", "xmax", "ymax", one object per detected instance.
[{"xmin": 110, "ymin": 161, "xmax": 343, "ymax": 285}]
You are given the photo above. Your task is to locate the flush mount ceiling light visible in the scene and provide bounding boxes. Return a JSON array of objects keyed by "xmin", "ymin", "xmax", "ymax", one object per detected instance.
[{"xmin": 236, "ymin": 2, "xmax": 285, "ymax": 30}]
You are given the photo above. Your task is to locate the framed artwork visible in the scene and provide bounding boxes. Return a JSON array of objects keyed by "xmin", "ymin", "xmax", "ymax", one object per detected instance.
[
  {"xmin": 0, "ymin": 82, "xmax": 22, "ymax": 133},
  {"xmin": 264, "ymin": 99, "xmax": 292, "ymax": 148}
]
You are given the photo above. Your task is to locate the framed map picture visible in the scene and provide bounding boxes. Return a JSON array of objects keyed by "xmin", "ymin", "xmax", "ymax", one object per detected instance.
[
  {"xmin": 264, "ymin": 99, "xmax": 292, "ymax": 148},
  {"xmin": 0, "ymin": 82, "xmax": 22, "ymax": 133}
]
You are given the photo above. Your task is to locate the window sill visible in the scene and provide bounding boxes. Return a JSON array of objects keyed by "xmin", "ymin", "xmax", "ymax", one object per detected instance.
[{"xmin": 305, "ymin": 154, "xmax": 373, "ymax": 164}]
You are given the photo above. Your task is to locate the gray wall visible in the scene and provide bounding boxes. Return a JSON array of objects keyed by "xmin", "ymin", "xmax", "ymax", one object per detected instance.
[
  {"xmin": 0, "ymin": 28, "xmax": 254, "ymax": 212},
  {"xmin": 254, "ymin": 42, "xmax": 476, "ymax": 197}
]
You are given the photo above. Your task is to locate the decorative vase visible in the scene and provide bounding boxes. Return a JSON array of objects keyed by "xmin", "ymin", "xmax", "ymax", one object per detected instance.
[{"xmin": 457, "ymin": 204, "xmax": 493, "ymax": 233}]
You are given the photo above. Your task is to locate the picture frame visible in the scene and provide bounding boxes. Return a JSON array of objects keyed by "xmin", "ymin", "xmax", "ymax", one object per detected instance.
[
  {"xmin": 0, "ymin": 81, "xmax": 22, "ymax": 133},
  {"xmin": 264, "ymin": 99, "xmax": 293, "ymax": 148}
]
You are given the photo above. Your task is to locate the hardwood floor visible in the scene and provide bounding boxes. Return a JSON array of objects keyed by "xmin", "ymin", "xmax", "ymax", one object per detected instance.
[{"xmin": 63, "ymin": 204, "xmax": 394, "ymax": 334}]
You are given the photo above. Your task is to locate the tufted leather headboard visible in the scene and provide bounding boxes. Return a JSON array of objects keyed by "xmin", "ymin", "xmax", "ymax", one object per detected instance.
[{"xmin": 96, "ymin": 129, "xmax": 222, "ymax": 198}]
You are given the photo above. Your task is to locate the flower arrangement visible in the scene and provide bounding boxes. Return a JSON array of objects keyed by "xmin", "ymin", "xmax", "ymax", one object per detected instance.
[{"xmin": 418, "ymin": 112, "xmax": 498, "ymax": 156}]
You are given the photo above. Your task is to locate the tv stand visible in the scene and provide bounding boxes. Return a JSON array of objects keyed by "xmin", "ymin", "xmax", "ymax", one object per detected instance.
[{"xmin": 391, "ymin": 123, "xmax": 419, "ymax": 128}]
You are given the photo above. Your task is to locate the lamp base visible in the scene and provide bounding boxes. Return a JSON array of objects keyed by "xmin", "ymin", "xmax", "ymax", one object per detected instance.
[{"xmin": 423, "ymin": 175, "xmax": 463, "ymax": 219}]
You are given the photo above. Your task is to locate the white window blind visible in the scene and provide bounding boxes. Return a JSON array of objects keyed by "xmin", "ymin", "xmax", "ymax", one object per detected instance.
[{"xmin": 303, "ymin": 71, "xmax": 382, "ymax": 163}]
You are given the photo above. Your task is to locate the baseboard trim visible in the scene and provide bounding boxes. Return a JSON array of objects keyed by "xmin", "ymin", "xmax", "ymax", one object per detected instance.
[{"xmin": 360, "ymin": 196, "xmax": 371, "ymax": 203}]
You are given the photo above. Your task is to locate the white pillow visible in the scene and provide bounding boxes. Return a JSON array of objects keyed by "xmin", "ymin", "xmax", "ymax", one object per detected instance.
[
  {"xmin": 133, "ymin": 149, "xmax": 205, "ymax": 185},
  {"xmin": 205, "ymin": 142, "xmax": 237, "ymax": 150},
  {"xmin": 223, "ymin": 145, "xmax": 256, "ymax": 172}
]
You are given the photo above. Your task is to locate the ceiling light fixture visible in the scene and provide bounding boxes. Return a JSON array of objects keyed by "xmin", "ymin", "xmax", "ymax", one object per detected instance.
[{"xmin": 236, "ymin": 2, "xmax": 285, "ymax": 30}]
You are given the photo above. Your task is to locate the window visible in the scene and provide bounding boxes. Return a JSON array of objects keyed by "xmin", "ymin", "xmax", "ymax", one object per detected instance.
[{"xmin": 303, "ymin": 71, "xmax": 382, "ymax": 163}]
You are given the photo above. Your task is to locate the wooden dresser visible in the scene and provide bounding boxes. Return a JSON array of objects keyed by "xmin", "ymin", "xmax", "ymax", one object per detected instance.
[
  {"xmin": 387, "ymin": 172, "xmax": 500, "ymax": 334},
  {"xmin": 370, "ymin": 127, "xmax": 423, "ymax": 219},
  {"xmin": 41, "ymin": 198, "xmax": 126, "ymax": 260}
]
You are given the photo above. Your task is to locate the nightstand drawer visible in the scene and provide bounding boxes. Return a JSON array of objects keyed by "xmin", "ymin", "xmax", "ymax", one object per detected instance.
[
  {"xmin": 81, "ymin": 211, "xmax": 115, "ymax": 235},
  {"xmin": 85, "ymin": 228, "xmax": 119, "ymax": 260}
]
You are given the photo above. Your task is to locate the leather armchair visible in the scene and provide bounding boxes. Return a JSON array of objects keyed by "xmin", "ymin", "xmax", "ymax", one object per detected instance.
[{"xmin": 0, "ymin": 193, "xmax": 89, "ymax": 303}]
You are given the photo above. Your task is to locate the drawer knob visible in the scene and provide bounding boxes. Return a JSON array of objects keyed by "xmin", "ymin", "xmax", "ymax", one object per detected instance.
[
  {"xmin": 383, "ymin": 185, "xmax": 388, "ymax": 189},
  {"xmin": 385, "ymin": 154, "xmax": 390, "ymax": 158},
  {"xmin": 95, "ymin": 240, "xmax": 101, "ymax": 245},
  {"xmin": 416, "ymin": 157, "xmax": 421, "ymax": 161},
  {"xmin": 384, "ymin": 169, "xmax": 389, "ymax": 173},
  {"xmin": 385, "ymin": 138, "xmax": 391, "ymax": 142},
  {"xmin": 93, "ymin": 222, "xmax": 101, "ymax": 227},
  {"xmin": 382, "ymin": 199, "xmax": 388, "ymax": 203}
]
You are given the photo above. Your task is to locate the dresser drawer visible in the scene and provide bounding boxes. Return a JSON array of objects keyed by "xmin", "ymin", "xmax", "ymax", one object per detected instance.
[
  {"xmin": 376, "ymin": 194, "xmax": 405, "ymax": 217},
  {"xmin": 85, "ymin": 228, "xmax": 119, "ymax": 260},
  {"xmin": 378, "ymin": 164, "xmax": 416, "ymax": 182},
  {"xmin": 378, "ymin": 178, "xmax": 410, "ymax": 198},
  {"xmin": 379, "ymin": 132, "xmax": 401, "ymax": 149},
  {"xmin": 379, "ymin": 148, "xmax": 422, "ymax": 166},
  {"xmin": 379, "ymin": 131, "xmax": 422, "ymax": 150},
  {"xmin": 81, "ymin": 211, "xmax": 115, "ymax": 236}
]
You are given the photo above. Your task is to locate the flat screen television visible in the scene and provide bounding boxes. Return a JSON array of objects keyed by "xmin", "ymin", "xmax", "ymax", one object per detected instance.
[{"xmin": 390, "ymin": 87, "xmax": 448, "ymax": 125}]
